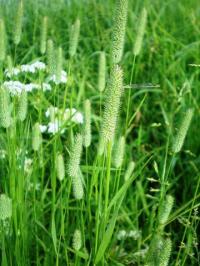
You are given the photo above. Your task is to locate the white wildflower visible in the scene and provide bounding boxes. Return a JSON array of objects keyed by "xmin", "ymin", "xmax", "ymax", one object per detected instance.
[
  {"xmin": 128, "ymin": 230, "xmax": 141, "ymax": 240},
  {"xmin": 5, "ymin": 61, "xmax": 46, "ymax": 77},
  {"xmin": 42, "ymin": 83, "xmax": 51, "ymax": 91},
  {"xmin": 5, "ymin": 68, "xmax": 20, "ymax": 78},
  {"xmin": 3, "ymin": 81, "xmax": 51, "ymax": 95},
  {"xmin": 47, "ymin": 70, "xmax": 67, "ymax": 84},
  {"xmin": 117, "ymin": 230, "xmax": 127, "ymax": 240},
  {"xmin": 39, "ymin": 125, "xmax": 47, "ymax": 133},
  {"xmin": 3, "ymin": 81, "xmax": 25, "ymax": 95},
  {"xmin": 45, "ymin": 107, "xmax": 59, "ymax": 118},
  {"xmin": 64, "ymin": 108, "xmax": 84, "ymax": 124}
]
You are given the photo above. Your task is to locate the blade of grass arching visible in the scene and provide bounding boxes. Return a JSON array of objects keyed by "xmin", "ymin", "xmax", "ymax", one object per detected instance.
[
  {"xmin": 67, "ymin": 247, "xmax": 89, "ymax": 260},
  {"xmin": 107, "ymin": 173, "xmax": 137, "ymax": 213},
  {"xmin": 94, "ymin": 192, "xmax": 125, "ymax": 265}
]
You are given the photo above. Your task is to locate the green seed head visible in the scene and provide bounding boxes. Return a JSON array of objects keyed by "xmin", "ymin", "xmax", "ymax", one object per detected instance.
[
  {"xmin": 47, "ymin": 39, "xmax": 55, "ymax": 75},
  {"xmin": 17, "ymin": 89, "xmax": 28, "ymax": 122},
  {"xmin": 111, "ymin": 0, "xmax": 128, "ymax": 64},
  {"xmin": 0, "ymin": 19, "xmax": 6, "ymax": 61},
  {"xmin": 69, "ymin": 18, "xmax": 80, "ymax": 57},
  {"xmin": 172, "ymin": 108, "xmax": 193, "ymax": 153},
  {"xmin": 56, "ymin": 153, "xmax": 65, "ymax": 181},
  {"xmin": 83, "ymin": 99, "xmax": 91, "ymax": 148},
  {"xmin": 124, "ymin": 161, "xmax": 135, "ymax": 181},
  {"xmin": 0, "ymin": 87, "xmax": 12, "ymax": 128},
  {"xmin": 158, "ymin": 195, "xmax": 174, "ymax": 226},
  {"xmin": 100, "ymin": 65, "xmax": 124, "ymax": 145},
  {"xmin": 113, "ymin": 136, "xmax": 125, "ymax": 168},
  {"xmin": 13, "ymin": 0, "xmax": 23, "ymax": 45},
  {"xmin": 72, "ymin": 229, "xmax": 82, "ymax": 251},
  {"xmin": 56, "ymin": 46, "xmax": 63, "ymax": 83},
  {"xmin": 40, "ymin": 16, "xmax": 48, "ymax": 54},
  {"xmin": 72, "ymin": 172, "xmax": 84, "ymax": 200},
  {"xmin": 0, "ymin": 194, "xmax": 12, "ymax": 220},
  {"xmin": 98, "ymin": 51, "xmax": 106, "ymax": 92},
  {"xmin": 159, "ymin": 238, "xmax": 172, "ymax": 266},
  {"xmin": 68, "ymin": 134, "xmax": 83, "ymax": 178},
  {"xmin": 133, "ymin": 7, "xmax": 148, "ymax": 56},
  {"xmin": 32, "ymin": 122, "xmax": 42, "ymax": 151}
]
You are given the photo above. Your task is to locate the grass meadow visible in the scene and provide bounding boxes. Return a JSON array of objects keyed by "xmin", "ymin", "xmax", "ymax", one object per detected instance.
[{"xmin": 0, "ymin": 0, "xmax": 199, "ymax": 265}]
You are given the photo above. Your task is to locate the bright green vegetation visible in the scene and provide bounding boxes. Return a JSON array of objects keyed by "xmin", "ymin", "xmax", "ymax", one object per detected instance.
[{"xmin": 0, "ymin": 0, "xmax": 199, "ymax": 265}]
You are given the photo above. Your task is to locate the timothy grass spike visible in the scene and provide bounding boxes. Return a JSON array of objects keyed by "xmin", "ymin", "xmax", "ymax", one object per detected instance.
[
  {"xmin": 111, "ymin": 0, "xmax": 128, "ymax": 64},
  {"xmin": 0, "ymin": 194, "xmax": 12, "ymax": 220},
  {"xmin": 158, "ymin": 195, "xmax": 174, "ymax": 226},
  {"xmin": 56, "ymin": 46, "xmax": 63, "ymax": 83},
  {"xmin": 0, "ymin": 19, "xmax": 6, "ymax": 61},
  {"xmin": 0, "ymin": 87, "xmax": 12, "ymax": 128},
  {"xmin": 40, "ymin": 16, "xmax": 48, "ymax": 54},
  {"xmin": 98, "ymin": 51, "xmax": 106, "ymax": 92},
  {"xmin": 13, "ymin": 0, "xmax": 23, "ymax": 45},
  {"xmin": 172, "ymin": 108, "xmax": 194, "ymax": 153},
  {"xmin": 72, "ymin": 172, "xmax": 84, "ymax": 200},
  {"xmin": 100, "ymin": 65, "xmax": 124, "ymax": 148},
  {"xmin": 55, "ymin": 153, "xmax": 65, "ymax": 181},
  {"xmin": 113, "ymin": 136, "xmax": 125, "ymax": 168},
  {"xmin": 68, "ymin": 134, "xmax": 83, "ymax": 178},
  {"xmin": 17, "ymin": 89, "xmax": 27, "ymax": 122},
  {"xmin": 159, "ymin": 238, "xmax": 172, "ymax": 266},
  {"xmin": 83, "ymin": 99, "xmax": 91, "ymax": 148},
  {"xmin": 133, "ymin": 7, "xmax": 148, "ymax": 56},
  {"xmin": 47, "ymin": 39, "xmax": 55, "ymax": 75},
  {"xmin": 69, "ymin": 18, "xmax": 80, "ymax": 57},
  {"xmin": 124, "ymin": 161, "xmax": 135, "ymax": 181},
  {"xmin": 32, "ymin": 122, "xmax": 42, "ymax": 151},
  {"xmin": 72, "ymin": 229, "xmax": 82, "ymax": 251}
]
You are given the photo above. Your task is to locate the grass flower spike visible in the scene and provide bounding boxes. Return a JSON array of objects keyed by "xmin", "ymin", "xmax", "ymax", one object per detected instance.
[
  {"xmin": 133, "ymin": 7, "xmax": 148, "ymax": 56},
  {"xmin": 13, "ymin": 0, "xmax": 23, "ymax": 45},
  {"xmin": 124, "ymin": 161, "xmax": 135, "ymax": 181},
  {"xmin": 55, "ymin": 153, "xmax": 65, "ymax": 181},
  {"xmin": 69, "ymin": 18, "xmax": 80, "ymax": 57},
  {"xmin": 100, "ymin": 65, "xmax": 124, "ymax": 149},
  {"xmin": 56, "ymin": 47, "xmax": 63, "ymax": 83},
  {"xmin": 83, "ymin": 99, "xmax": 91, "ymax": 148},
  {"xmin": 113, "ymin": 136, "xmax": 125, "ymax": 168},
  {"xmin": 158, "ymin": 195, "xmax": 174, "ymax": 226},
  {"xmin": 17, "ymin": 89, "xmax": 28, "ymax": 121},
  {"xmin": 172, "ymin": 108, "xmax": 194, "ymax": 153},
  {"xmin": 111, "ymin": 0, "xmax": 128, "ymax": 64},
  {"xmin": 0, "ymin": 87, "xmax": 12, "ymax": 128},
  {"xmin": 72, "ymin": 171, "xmax": 84, "ymax": 200},
  {"xmin": 68, "ymin": 134, "xmax": 83, "ymax": 178},
  {"xmin": 72, "ymin": 229, "xmax": 82, "ymax": 251},
  {"xmin": 0, "ymin": 194, "xmax": 12, "ymax": 220},
  {"xmin": 0, "ymin": 19, "xmax": 6, "ymax": 61},
  {"xmin": 47, "ymin": 39, "xmax": 55, "ymax": 75},
  {"xmin": 40, "ymin": 16, "xmax": 48, "ymax": 54},
  {"xmin": 32, "ymin": 122, "xmax": 42, "ymax": 151},
  {"xmin": 98, "ymin": 51, "xmax": 106, "ymax": 92}
]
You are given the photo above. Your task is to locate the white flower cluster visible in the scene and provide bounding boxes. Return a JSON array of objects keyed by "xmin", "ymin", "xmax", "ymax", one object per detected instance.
[
  {"xmin": 117, "ymin": 229, "xmax": 141, "ymax": 240},
  {"xmin": 5, "ymin": 61, "xmax": 46, "ymax": 78},
  {"xmin": 47, "ymin": 70, "xmax": 67, "ymax": 84},
  {"xmin": 3, "ymin": 81, "xmax": 51, "ymax": 96},
  {"xmin": 39, "ymin": 107, "xmax": 84, "ymax": 134}
]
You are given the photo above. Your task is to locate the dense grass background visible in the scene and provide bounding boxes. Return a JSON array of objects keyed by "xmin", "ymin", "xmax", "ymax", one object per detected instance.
[{"xmin": 0, "ymin": 0, "xmax": 199, "ymax": 265}]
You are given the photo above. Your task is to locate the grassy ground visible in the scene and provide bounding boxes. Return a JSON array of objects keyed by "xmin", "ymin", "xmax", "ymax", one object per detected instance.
[{"xmin": 0, "ymin": 0, "xmax": 199, "ymax": 265}]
